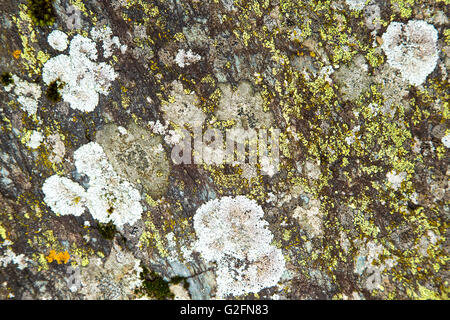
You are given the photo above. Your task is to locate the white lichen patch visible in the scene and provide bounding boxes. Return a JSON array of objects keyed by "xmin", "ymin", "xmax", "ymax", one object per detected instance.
[
  {"xmin": 386, "ymin": 170, "xmax": 407, "ymax": 191},
  {"xmin": 42, "ymin": 142, "xmax": 143, "ymax": 228},
  {"xmin": 148, "ymin": 120, "xmax": 168, "ymax": 135},
  {"xmin": 42, "ymin": 33, "xmax": 117, "ymax": 112},
  {"xmin": 5, "ymin": 75, "xmax": 42, "ymax": 115},
  {"xmin": 304, "ymin": 159, "xmax": 321, "ymax": 180},
  {"xmin": 90, "ymin": 25, "xmax": 128, "ymax": 58},
  {"xmin": 364, "ymin": 4, "xmax": 382, "ymax": 30},
  {"xmin": 334, "ymin": 54, "xmax": 370, "ymax": 102},
  {"xmin": 175, "ymin": 48, "xmax": 201, "ymax": 68},
  {"xmin": 381, "ymin": 20, "xmax": 439, "ymax": 86},
  {"xmin": 149, "ymin": 120, "xmax": 187, "ymax": 146},
  {"xmin": 26, "ymin": 130, "xmax": 44, "ymax": 149},
  {"xmin": 170, "ymin": 283, "xmax": 191, "ymax": 300},
  {"xmin": 42, "ymin": 175, "xmax": 87, "ymax": 217},
  {"xmin": 193, "ymin": 196, "xmax": 286, "ymax": 297},
  {"xmin": 373, "ymin": 64, "xmax": 409, "ymax": 111},
  {"xmin": 416, "ymin": 230, "xmax": 439, "ymax": 256},
  {"xmin": 164, "ymin": 129, "xmax": 184, "ymax": 146},
  {"xmin": 48, "ymin": 30, "xmax": 69, "ymax": 51},
  {"xmin": 216, "ymin": 81, "xmax": 274, "ymax": 128},
  {"xmin": 0, "ymin": 241, "xmax": 30, "ymax": 270},
  {"xmin": 353, "ymin": 240, "xmax": 397, "ymax": 291},
  {"xmin": 78, "ymin": 240, "xmax": 143, "ymax": 299},
  {"xmin": 73, "ymin": 142, "xmax": 143, "ymax": 227},
  {"xmin": 293, "ymin": 198, "xmax": 325, "ymax": 238},
  {"xmin": 161, "ymin": 80, "xmax": 206, "ymax": 128}
]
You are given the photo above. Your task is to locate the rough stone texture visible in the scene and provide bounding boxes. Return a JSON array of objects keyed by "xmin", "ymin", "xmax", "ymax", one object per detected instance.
[{"xmin": 0, "ymin": 0, "xmax": 448, "ymax": 300}]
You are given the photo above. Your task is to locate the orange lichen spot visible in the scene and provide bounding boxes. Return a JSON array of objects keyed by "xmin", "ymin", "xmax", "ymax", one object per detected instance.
[
  {"xmin": 13, "ymin": 50, "xmax": 21, "ymax": 59},
  {"xmin": 45, "ymin": 250, "xmax": 70, "ymax": 264},
  {"xmin": 310, "ymin": 51, "xmax": 316, "ymax": 57}
]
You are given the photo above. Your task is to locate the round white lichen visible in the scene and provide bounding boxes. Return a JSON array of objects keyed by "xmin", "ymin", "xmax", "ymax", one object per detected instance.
[
  {"xmin": 381, "ymin": 20, "xmax": 439, "ymax": 86},
  {"xmin": 42, "ymin": 175, "xmax": 87, "ymax": 217},
  {"xmin": 48, "ymin": 30, "xmax": 69, "ymax": 51},
  {"xmin": 42, "ymin": 34, "xmax": 117, "ymax": 112},
  {"xmin": 42, "ymin": 142, "xmax": 143, "ymax": 228},
  {"xmin": 69, "ymin": 34, "xmax": 98, "ymax": 60},
  {"xmin": 193, "ymin": 196, "xmax": 285, "ymax": 297},
  {"xmin": 26, "ymin": 130, "xmax": 44, "ymax": 149}
]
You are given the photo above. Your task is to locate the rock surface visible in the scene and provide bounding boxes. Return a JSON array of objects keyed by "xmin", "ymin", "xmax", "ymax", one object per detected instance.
[{"xmin": 0, "ymin": 0, "xmax": 448, "ymax": 300}]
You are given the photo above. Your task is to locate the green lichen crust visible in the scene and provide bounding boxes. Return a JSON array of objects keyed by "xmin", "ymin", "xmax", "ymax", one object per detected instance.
[{"xmin": 95, "ymin": 123, "xmax": 170, "ymax": 199}]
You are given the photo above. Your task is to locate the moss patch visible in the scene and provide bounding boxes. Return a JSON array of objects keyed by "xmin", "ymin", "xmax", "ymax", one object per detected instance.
[
  {"xmin": 97, "ymin": 221, "xmax": 117, "ymax": 240},
  {"xmin": 27, "ymin": 0, "xmax": 56, "ymax": 27},
  {"xmin": 170, "ymin": 275, "xmax": 190, "ymax": 290},
  {"xmin": 1, "ymin": 72, "xmax": 13, "ymax": 86},
  {"xmin": 45, "ymin": 80, "xmax": 64, "ymax": 103},
  {"xmin": 137, "ymin": 265, "xmax": 174, "ymax": 300}
]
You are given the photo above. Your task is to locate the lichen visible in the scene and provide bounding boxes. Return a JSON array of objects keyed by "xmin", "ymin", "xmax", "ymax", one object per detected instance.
[
  {"xmin": 215, "ymin": 81, "xmax": 274, "ymax": 129},
  {"xmin": 45, "ymin": 250, "xmax": 70, "ymax": 264},
  {"xmin": 161, "ymin": 80, "xmax": 207, "ymax": 129},
  {"xmin": 193, "ymin": 196, "xmax": 286, "ymax": 297},
  {"xmin": 95, "ymin": 123, "xmax": 170, "ymax": 198},
  {"xmin": 381, "ymin": 20, "xmax": 439, "ymax": 86},
  {"xmin": 42, "ymin": 32, "xmax": 118, "ymax": 112},
  {"xmin": 42, "ymin": 142, "xmax": 144, "ymax": 229}
]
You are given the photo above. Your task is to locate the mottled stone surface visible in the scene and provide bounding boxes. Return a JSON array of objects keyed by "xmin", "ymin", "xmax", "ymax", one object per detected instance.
[{"xmin": 0, "ymin": 0, "xmax": 448, "ymax": 300}]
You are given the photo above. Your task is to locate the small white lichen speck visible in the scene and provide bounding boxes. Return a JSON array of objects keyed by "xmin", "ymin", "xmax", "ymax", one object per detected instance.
[
  {"xmin": 381, "ymin": 20, "xmax": 439, "ymax": 86},
  {"xmin": 193, "ymin": 196, "xmax": 285, "ymax": 297},
  {"xmin": 175, "ymin": 49, "xmax": 201, "ymax": 68},
  {"xmin": 442, "ymin": 133, "xmax": 450, "ymax": 148},
  {"xmin": 386, "ymin": 170, "xmax": 407, "ymax": 190},
  {"xmin": 42, "ymin": 142, "xmax": 143, "ymax": 228},
  {"xmin": 42, "ymin": 32, "xmax": 117, "ymax": 112},
  {"xmin": 27, "ymin": 130, "xmax": 44, "ymax": 149}
]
